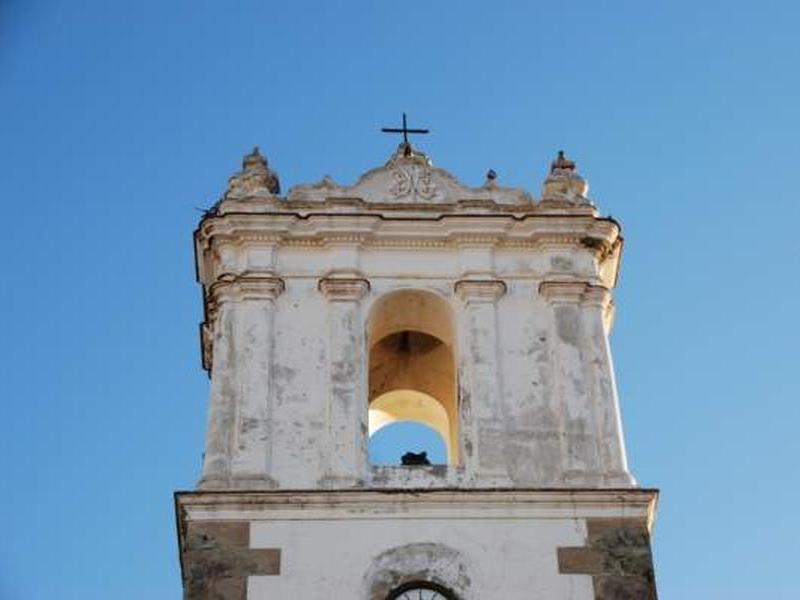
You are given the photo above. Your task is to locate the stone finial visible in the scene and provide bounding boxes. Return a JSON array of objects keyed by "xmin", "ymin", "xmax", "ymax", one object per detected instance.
[
  {"xmin": 541, "ymin": 150, "xmax": 590, "ymax": 204},
  {"xmin": 243, "ymin": 146, "xmax": 267, "ymax": 170},
  {"xmin": 550, "ymin": 150, "xmax": 576, "ymax": 172},
  {"xmin": 226, "ymin": 146, "xmax": 281, "ymax": 198}
]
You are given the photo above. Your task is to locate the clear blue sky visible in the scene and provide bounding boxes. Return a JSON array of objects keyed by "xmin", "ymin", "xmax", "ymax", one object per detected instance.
[{"xmin": 2, "ymin": 1, "xmax": 799, "ymax": 598}]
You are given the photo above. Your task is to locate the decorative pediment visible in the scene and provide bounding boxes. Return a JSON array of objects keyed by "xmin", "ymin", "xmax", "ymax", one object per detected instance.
[{"xmin": 286, "ymin": 143, "xmax": 532, "ymax": 205}]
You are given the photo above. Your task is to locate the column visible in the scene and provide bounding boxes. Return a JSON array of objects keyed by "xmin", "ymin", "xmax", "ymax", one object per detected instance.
[
  {"xmin": 538, "ymin": 281, "xmax": 601, "ymax": 483},
  {"xmin": 454, "ymin": 279, "xmax": 507, "ymax": 480},
  {"xmin": 318, "ymin": 276, "xmax": 370, "ymax": 484},
  {"xmin": 580, "ymin": 285, "xmax": 634, "ymax": 485},
  {"xmin": 199, "ymin": 275, "xmax": 284, "ymax": 489}
]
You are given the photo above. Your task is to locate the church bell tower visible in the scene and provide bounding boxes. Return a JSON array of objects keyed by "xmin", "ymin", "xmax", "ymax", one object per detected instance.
[{"xmin": 176, "ymin": 131, "xmax": 659, "ymax": 599}]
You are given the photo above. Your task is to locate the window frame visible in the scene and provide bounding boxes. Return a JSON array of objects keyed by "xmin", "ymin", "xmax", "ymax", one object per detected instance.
[{"xmin": 386, "ymin": 580, "xmax": 459, "ymax": 600}]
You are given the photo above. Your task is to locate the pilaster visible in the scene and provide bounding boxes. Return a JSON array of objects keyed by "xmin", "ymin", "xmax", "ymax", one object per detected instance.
[
  {"xmin": 200, "ymin": 275, "xmax": 284, "ymax": 489},
  {"xmin": 318, "ymin": 276, "xmax": 370, "ymax": 485},
  {"xmin": 580, "ymin": 285, "xmax": 633, "ymax": 485},
  {"xmin": 538, "ymin": 281, "xmax": 633, "ymax": 486},
  {"xmin": 454, "ymin": 279, "xmax": 507, "ymax": 480},
  {"xmin": 538, "ymin": 281, "xmax": 601, "ymax": 483}
]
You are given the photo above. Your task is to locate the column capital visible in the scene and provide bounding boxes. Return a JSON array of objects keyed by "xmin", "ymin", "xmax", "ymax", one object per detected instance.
[
  {"xmin": 581, "ymin": 284, "xmax": 613, "ymax": 309},
  {"xmin": 538, "ymin": 280, "xmax": 588, "ymax": 304},
  {"xmin": 318, "ymin": 277, "xmax": 370, "ymax": 301},
  {"xmin": 454, "ymin": 279, "xmax": 506, "ymax": 303},
  {"xmin": 538, "ymin": 281, "xmax": 612, "ymax": 305},
  {"xmin": 209, "ymin": 274, "xmax": 285, "ymax": 304}
]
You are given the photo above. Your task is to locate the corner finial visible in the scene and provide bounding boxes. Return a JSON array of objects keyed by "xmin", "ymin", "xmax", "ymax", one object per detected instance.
[
  {"xmin": 226, "ymin": 146, "xmax": 280, "ymax": 197},
  {"xmin": 541, "ymin": 150, "xmax": 589, "ymax": 204},
  {"xmin": 550, "ymin": 150, "xmax": 576, "ymax": 173},
  {"xmin": 242, "ymin": 146, "xmax": 268, "ymax": 171}
]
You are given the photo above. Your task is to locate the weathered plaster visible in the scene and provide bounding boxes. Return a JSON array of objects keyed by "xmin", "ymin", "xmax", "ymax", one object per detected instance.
[
  {"xmin": 178, "ymin": 146, "xmax": 659, "ymax": 599},
  {"xmin": 193, "ymin": 147, "xmax": 633, "ymax": 490}
]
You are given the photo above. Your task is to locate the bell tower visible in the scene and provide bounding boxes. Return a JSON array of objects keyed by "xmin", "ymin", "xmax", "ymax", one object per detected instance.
[{"xmin": 176, "ymin": 139, "xmax": 658, "ymax": 599}]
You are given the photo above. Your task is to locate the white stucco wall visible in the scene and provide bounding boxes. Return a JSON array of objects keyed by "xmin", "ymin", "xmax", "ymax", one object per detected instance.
[{"xmin": 249, "ymin": 517, "xmax": 592, "ymax": 599}]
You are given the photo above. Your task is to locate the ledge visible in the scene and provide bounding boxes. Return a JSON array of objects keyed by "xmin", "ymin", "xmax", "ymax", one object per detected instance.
[{"xmin": 175, "ymin": 487, "xmax": 659, "ymax": 527}]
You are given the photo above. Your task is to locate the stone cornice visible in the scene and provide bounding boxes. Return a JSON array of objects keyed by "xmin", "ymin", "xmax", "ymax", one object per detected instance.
[
  {"xmin": 212, "ymin": 196, "xmax": 599, "ymax": 216},
  {"xmin": 176, "ymin": 488, "xmax": 658, "ymax": 528},
  {"xmin": 196, "ymin": 212, "xmax": 617, "ymax": 243},
  {"xmin": 194, "ymin": 213, "xmax": 621, "ymax": 285},
  {"xmin": 454, "ymin": 279, "xmax": 507, "ymax": 303},
  {"xmin": 318, "ymin": 277, "xmax": 370, "ymax": 301}
]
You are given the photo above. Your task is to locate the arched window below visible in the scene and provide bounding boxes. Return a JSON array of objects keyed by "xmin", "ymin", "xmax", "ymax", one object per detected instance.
[{"xmin": 387, "ymin": 581, "xmax": 458, "ymax": 600}]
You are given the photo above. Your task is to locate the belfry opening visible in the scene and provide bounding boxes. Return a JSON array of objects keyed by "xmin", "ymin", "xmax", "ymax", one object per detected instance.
[{"xmin": 366, "ymin": 290, "xmax": 458, "ymax": 465}]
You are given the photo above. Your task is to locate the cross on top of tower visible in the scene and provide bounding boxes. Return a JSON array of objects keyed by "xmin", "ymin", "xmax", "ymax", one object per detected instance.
[{"xmin": 381, "ymin": 112, "xmax": 430, "ymax": 145}]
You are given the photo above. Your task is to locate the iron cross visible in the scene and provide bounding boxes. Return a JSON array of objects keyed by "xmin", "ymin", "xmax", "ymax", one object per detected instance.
[{"xmin": 381, "ymin": 113, "xmax": 429, "ymax": 144}]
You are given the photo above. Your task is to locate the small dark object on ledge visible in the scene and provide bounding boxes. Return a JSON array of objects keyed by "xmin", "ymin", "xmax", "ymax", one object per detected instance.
[{"xmin": 401, "ymin": 451, "xmax": 431, "ymax": 466}]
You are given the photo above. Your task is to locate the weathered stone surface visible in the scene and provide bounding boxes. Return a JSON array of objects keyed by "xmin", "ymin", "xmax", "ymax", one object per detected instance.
[
  {"xmin": 541, "ymin": 151, "xmax": 591, "ymax": 204},
  {"xmin": 182, "ymin": 521, "xmax": 280, "ymax": 600},
  {"xmin": 225, "ymin": 147, "xmax": 280, "ymax": 198},
  {"xmin": 594, "ymin": 575, "xmax": 656, "ymax": 600},
  {"xmin": 557, "ymin": 517, "xmax": 657, "ymax": 599},
  {"xmin": 557, "ymin": 547, "xmax": 606, "ymax": 574}
]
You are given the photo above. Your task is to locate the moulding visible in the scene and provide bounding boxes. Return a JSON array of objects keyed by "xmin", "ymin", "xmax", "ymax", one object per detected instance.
[
  {"xmin": 318, "ymin": 277, "xmax": 371, "ymax": 301},
  {"xmin": 454, "ymin": 279, "xmax": 507, "ymax": 303},
  {"xmin": 175, "ymin": 488, "xmax": 659, "ymax": 527},
  {"xmin": 538, "ymin": 281, "xmax": 612, "ymax": 306},
  {"xmin": 208, "ymin": 274, "xmax": 285, "ymax": 304}
]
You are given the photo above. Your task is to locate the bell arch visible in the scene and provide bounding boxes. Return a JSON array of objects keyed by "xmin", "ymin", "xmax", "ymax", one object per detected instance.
[{"xmin": 367, "ymin": 289, "xmax": 459, "ymax": 464}]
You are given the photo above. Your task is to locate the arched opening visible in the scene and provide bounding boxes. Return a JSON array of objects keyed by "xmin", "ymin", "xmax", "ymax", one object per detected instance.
[{"xmin": 367, "ymin": 290, "xmax": 458, "ymax": 465}]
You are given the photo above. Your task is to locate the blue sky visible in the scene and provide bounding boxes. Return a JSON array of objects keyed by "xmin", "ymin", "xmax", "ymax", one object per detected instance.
[{"xmin": 1, "ymin": 1, "xmax": 799, "ymax": 598}]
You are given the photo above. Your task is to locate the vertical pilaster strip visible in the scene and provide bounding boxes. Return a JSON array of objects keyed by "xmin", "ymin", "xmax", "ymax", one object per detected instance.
[
  {"xmin": 230, "ymin": 277, "xmax": 284, "ymax": 486},
  {"xmin": 538, "ymin": 281, "xmax": 600, "ymax": 482},
  {"xmin": 581, "ymin": 286, "xmax": 633, "ymax": 485},
  {"xmin": 199, "ymin": 276, "xmax": 284, "ymax": 489},
  {"xmin": 319, "ymin": 277, "xmax": 370, "ymax": 485},
  {"xmin": 200, "ymin": 293, "xmax": 237, "ymax": 488},
  {"xmin": 454, "ymin": 279, "xmax": 507, "ymax": 480}
]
